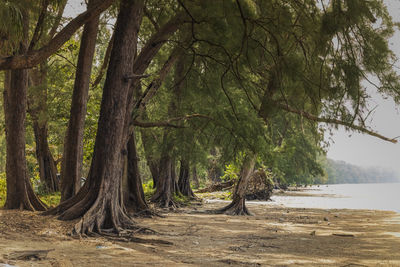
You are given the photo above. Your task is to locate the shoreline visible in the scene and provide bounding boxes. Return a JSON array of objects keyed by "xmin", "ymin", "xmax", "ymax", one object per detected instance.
[{"xmin": 1, "ymin": 201, "xmax": 400, "ymax": 266}]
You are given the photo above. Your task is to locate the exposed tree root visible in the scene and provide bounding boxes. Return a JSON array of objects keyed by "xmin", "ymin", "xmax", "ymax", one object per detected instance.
[
  {"xmin": 215, "ymin": 197, "xmax": 253, "ymax": 216},
  {"xmin": 131, "ymin": 209, "xmax": 165, "ymax": 218},
  {"xmin": 151, "ymin": 195, "xmax": 180, "ymax": 209}
]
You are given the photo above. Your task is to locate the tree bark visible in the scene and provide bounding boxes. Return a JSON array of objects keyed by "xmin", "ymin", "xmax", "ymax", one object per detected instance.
[
  {"xmin": 32, "ymin": 121, "xmax": 59, "ymax": 192},
  {"xmin": 3, "ymin": 69, "xmax": 46, "ymax": 211},
  {"xmin": 45, "ymin": 0, "xmax": 144, "ymax": 235},
  {"xmin": 139, "ymin": 113, "xmax": 159, "ymax": 188},
  {"xmin": 3, "ymin": 9, "xmax": 46, "ymax": 211},
  {"xmin": 150, "ymin": 131, "xmax": 179, "ymax": 208},
  {"xmin": 192, "ymin": 166, "xmax": 199, "ymax": 189},
  {"xmin": 123, "ymin": 130, "xmax": 148, "ymax": 213},
  {"xmin": 178, "ymin": 160, "xmax": 195, "ymax": 198},
  {"xmin": 217, "ymin": 154, "xmax": 256, "ymax": 215},
  {"xmin": 60, "ymin": 0, "xmax": 100, "ymax": 202}
]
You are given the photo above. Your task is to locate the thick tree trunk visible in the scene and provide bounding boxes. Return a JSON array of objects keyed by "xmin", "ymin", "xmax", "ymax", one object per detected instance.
[
  {"xmin": 45, "ymin": 0, "xmax": 144, "ymax": 235},
  {"xmin": 3, "ymin": 69, "xmax": 46, "ymax": 211},
  {"xmin": 28, "ymin": 66, "xmax": 58, "ymax": 193},
  {"xmin": 150, "ymin": 149, "xmax": 178, "ymax": 208},
  {"xmin": 123, "ymin": 131, "xmax": 148, "ymax": 213},
  {"xmin": 60, "ymin": 0, "xmax": 100, "ymax": 202},
  {"xmin": 217, "ymin": 154, "xmax": 256, "ymax": 215},
  {"xmin": 3, "ymin": 10, "xmax": 46, "ymax": 211},
  {"xmin": 178, "ymin": 160, "xmax": 195, "ymax": 198}
]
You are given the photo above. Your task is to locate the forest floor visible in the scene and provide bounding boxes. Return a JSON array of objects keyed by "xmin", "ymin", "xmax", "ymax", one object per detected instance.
[{"xmin": 0, "ymin": 195, "xmax": 400, "ymax": 266}]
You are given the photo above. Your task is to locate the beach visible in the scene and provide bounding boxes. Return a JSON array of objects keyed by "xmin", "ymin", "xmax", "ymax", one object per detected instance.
[{"xmin": 0, "ymin": 197, "xmax": 400, "ymax": 267}]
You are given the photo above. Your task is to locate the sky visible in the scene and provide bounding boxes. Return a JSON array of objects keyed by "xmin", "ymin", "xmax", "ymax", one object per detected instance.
[{"xmin": 326, "ymin": 1, "xmax": 400, "ymax": 173}]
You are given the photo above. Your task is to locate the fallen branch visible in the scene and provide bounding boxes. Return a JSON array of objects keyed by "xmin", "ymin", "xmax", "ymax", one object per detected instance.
[
  {"xmin": 196, "ymin": 180, "xmax": 235, "ymax": 193},
  {"xmin": 5, "ymin": 249, "xmax": 54, "ymax": 261}
]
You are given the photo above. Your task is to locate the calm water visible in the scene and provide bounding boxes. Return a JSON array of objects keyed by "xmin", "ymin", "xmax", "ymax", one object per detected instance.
[{"xmin": 269, "ymin": 183, "xmax": 400, "ymax": 213}]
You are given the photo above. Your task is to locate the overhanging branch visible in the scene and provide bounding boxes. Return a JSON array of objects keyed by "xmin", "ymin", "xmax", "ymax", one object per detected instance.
[
  {"xmin": 276, "ymin": 102, "xmax": 398, "ymax": 144},
  {"xmin": 0, "ymin": 0, "xmax": 115, "ymax": 70},
  {"xmin": 132, "ymin": 114, "xmax": 212, "ymax": 128}
]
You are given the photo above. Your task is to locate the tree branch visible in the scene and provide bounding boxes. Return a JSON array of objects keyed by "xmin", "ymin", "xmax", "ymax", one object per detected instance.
[
  {"xmin": 0, "ymin": 0, "xmax": 115, "ymax": 70},
  {"xmin": 132, "ymin": 114, "xmax": 212, "ymax": 128},
  {"xmin": 91, "ymin": 32, "xmax": 114, "ymax": 88},
  {"xmin": 276, "ymin": 102, "xmax": 398, "ymax": 144},
  {"xmin": 133, "ymin": 47, "xmax": 181, "ymax": 113}
]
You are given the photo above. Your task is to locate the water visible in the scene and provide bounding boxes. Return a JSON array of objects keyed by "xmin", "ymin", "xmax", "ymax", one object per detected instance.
[{"xmin": 269, "ymin": 183, "xmax": 400, "ymax": 213}]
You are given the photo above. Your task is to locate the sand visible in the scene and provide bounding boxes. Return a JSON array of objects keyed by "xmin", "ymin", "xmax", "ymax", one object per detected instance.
[{"xmin": 0, "ymin": 200, "xmax": 399, "ymax": 266}]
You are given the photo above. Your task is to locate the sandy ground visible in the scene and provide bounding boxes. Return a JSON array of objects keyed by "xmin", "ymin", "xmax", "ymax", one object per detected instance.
[{"xmin": 0, "ymin": 200, "xmax": 400, "ymax": 267}]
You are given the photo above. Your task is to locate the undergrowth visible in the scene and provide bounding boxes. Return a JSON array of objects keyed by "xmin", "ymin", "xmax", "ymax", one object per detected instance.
[{"xmin": 0, "ymin": 172, "xmax": 60, "ymax": 208}]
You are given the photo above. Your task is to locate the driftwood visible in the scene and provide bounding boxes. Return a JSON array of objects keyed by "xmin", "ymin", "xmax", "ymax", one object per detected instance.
[
  {"xmin": 332, "ymin": 233, "xmax": 355, "ymax": 237},
  {"xmin": 195, "ymin": 180, "xmax": 235, "ymax": 193},
  {"xmin": 5, "ymin": 249, "xmax": 54, "ymax": 261}
]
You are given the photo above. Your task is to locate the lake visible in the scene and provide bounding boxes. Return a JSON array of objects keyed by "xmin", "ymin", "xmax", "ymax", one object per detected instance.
[{"xmin": 269, "ymin": 183, "xmax": 400, "ymax": 213}]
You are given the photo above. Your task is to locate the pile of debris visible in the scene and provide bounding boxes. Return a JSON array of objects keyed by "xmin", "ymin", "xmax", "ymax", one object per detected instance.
[{"xmin": 244, "ymin": 169, "xmax": 274, "ymax": 201}]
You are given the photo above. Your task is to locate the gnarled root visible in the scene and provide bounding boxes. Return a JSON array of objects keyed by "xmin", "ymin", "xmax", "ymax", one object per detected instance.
[{"xmin": 215, "ymin": 197, "xmax": 253, "ymax": 216}]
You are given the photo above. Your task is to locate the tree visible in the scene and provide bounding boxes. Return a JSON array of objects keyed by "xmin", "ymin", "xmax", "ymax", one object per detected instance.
[
  {"xmin": 26, "ymin": 1, "xmax": 68, "ymax": 193},
  {"xmin": 45, "ymin": 0, "xmax": 145, "ymax": 234},
  {"xmin": 60, "ymin": 0, "xmax": 101, "ymax": 202},
  {"xmin": 123, "ymin": 130, "xmax": 149, "ymax": 213},
  {"xmin": 2, "ymin": 6, "xmax": 46, "ymax": 210},
  {"xmin": 46, "ymin": 0, "xmax": 186, "ymax": 234},
  {"xmin": 217, "ymin": 153, "xmax": 256, "ymax": 215},
  {"xmin": 28, "ymin": 65, "xmax": 59, "ymax": 193}
]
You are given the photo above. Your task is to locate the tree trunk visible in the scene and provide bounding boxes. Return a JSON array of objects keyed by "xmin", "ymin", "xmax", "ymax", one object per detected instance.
[
  {"xmin": 60, "ymin": 0, "xmax": 100, "ymax": 202},
  {"xmin": 192, "ymin": 166, "xmax": 199, "ymax": 189},
  {"xmin": 32, "ymin": 121, "xmax": 59, "ymax": 192},
  {"xmin": 139, "ymin": 125, "xmax": 159, "ymax": 188},
  {"xmin": 3, "ymin": 69, "xmax": 46, "ymax": 211},
  {"xmin": 123, "ymin": 130, "xmax": 148, "ymax": 213},
  {"xmin": 45, "ymin": 0, "xmax": 144, "ymax": 235},
  {"xmin": 150, "ymin": 136, "xmax": 178, "ymax": 207},
  {"xmin": 28, "ymin": 66, "xmax": 58, "ymax": 193},
  {"xmin": 178, "ymin": 160, "xmax": 195, "ymax": 198},
  {"xmin": 3, "ymin": 9, "xmax": 46, "ymax": 211},
  {"xmin": 217, "ymin": 154, "xmax": 256, "ymax": 215}
]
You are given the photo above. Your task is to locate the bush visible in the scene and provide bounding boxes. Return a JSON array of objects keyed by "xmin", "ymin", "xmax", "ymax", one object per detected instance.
[
  {"xmin": 220, "ymin": 164, "xmax": 239, "ymax": 182},
  {"xmin": 143, "ymin": 180, "xmax": 155, "ymax": 200},
  {"xmin": 39, "ymin": 192, "xmax": 61, "ymax": 208},
  {"xmin": 0, "ymin": 172, "xmax": 6, "ymax": 207}
]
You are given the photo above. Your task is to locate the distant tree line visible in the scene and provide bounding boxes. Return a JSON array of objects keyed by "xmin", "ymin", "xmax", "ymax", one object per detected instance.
[{"xmin": 315, "ymin": 158, "xmax": 400, "ymax": 184}]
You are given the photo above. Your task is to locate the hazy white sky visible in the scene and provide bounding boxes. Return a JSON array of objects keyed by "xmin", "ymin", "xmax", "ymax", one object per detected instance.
[{"xmin": 326, "ymin": 1, "xmax": 400, "ymax": 173}]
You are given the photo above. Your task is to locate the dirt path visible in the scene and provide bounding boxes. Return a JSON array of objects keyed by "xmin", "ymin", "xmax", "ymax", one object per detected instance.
[{"xmin": 1, "ymin": 201, "xmax": 400, "ymax": 266}]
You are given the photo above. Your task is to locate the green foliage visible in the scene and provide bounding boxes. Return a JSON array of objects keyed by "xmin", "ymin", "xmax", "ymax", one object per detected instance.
[
  {"xmin": 0, "ymin": 172, "xmax": 61, "ymax": 208},
  {"xmin": 0, "ymin": 173, "xmax": 6, "ymax": 207},
  {"xmin": 39, "ymin": 192, "xmax": 61, "ymax": 208},
  {"xmin": 142, "ymin": 180, "xmax": 155, "ymax": 200},
  {"xmin": 173, "ymin": 193, "xmax": 191, "ymax": 205},
  {"xmin": 220, "ymin": 164, "xmax": 239, "ymax": 182},
  {"xmin": 196, "ymin": 191, "xmax": 232, "ymax": 201}
]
